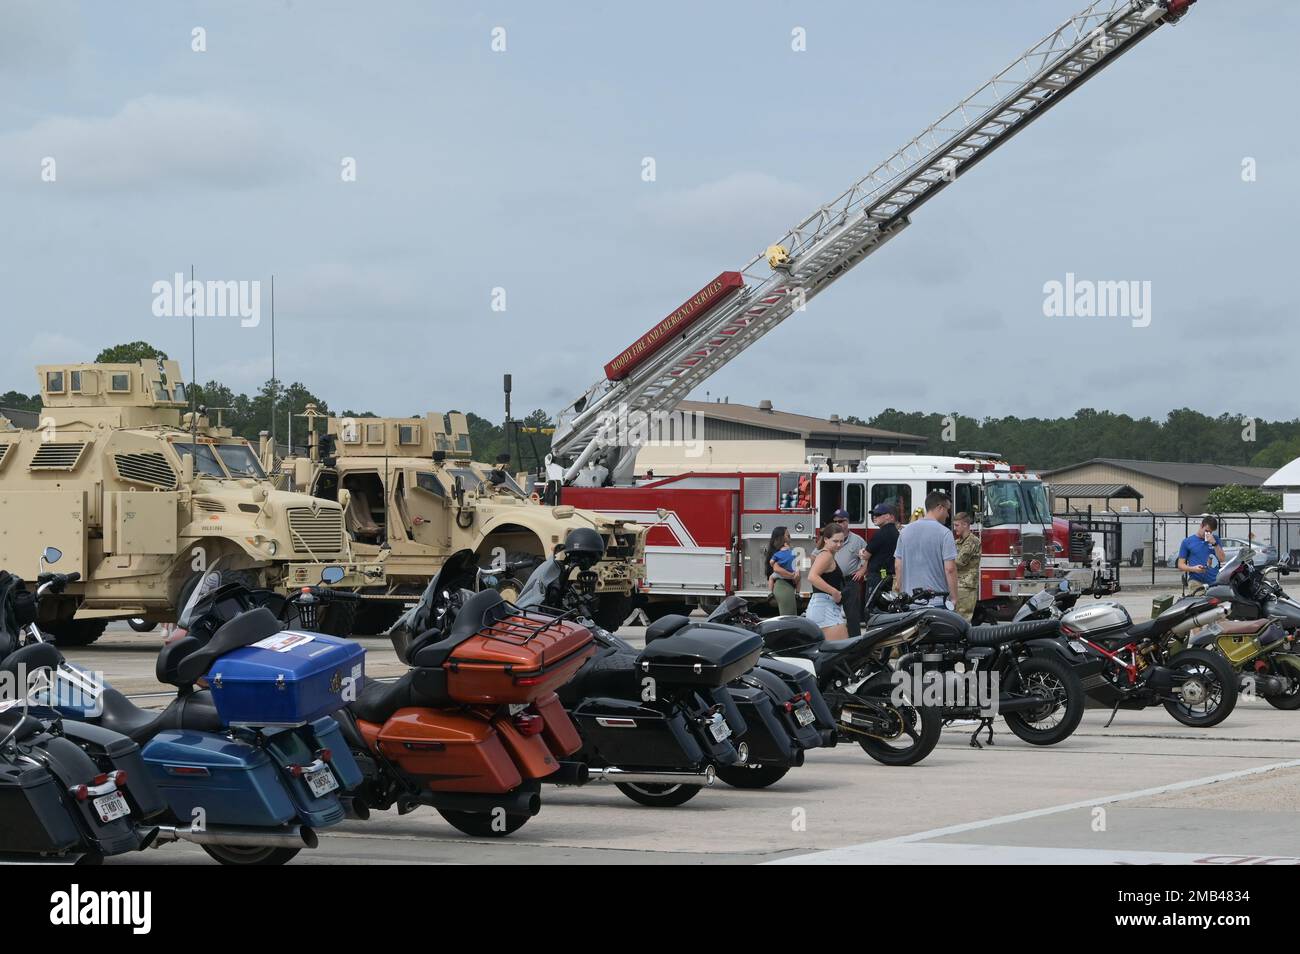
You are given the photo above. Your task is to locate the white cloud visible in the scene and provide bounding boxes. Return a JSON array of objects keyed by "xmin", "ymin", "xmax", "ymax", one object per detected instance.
[
  {"xmin": 0, "ymin": 96, "xmax": 299, "ymax": 192},
  {"xmin": 638, "ymin": 171, "xmax": 820, "ymax": 255},
  {"xmin": 0, "ymin": 0, "xmax": 80, "ymax": 75}
]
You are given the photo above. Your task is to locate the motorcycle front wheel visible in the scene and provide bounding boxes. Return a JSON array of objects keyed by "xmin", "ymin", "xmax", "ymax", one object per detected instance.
[
  {"xmin": 614, "ymin": 782, "xmax": 703, "ymax": 807},
  {"xmin": 849, "ymin": 672, "xmax": 942, "ymax": 766},
  {"xmin": 1002, "ymin": 655, "xmax": 1085, "ymax": 746},
  {"xmin": 1163, "ymin": 649, "xmax": 1239, "ymax": 727},
  {"xmin": 437, "ymin": 809, "xmax": 531, "ymax": 837}
]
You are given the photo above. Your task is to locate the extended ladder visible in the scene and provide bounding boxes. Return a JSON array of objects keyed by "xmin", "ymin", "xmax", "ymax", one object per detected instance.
[{"xmin": 552, "ymin": 0, "xmax": 1197, "ymax": 479}]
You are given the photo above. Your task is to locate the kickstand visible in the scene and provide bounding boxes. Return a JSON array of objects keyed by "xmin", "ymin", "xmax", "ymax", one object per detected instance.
[
  {"xmin": 1103, "ymin": 701, "xmax": 1121, "ymax": 729},
  {"xmin": 968, "ymin": 718, "xmax": 995, "ymax": 749}
]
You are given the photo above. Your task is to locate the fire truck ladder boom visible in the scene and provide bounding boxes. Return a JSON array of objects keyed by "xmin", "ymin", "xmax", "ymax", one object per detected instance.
[{"xmin": 553, "ymin": 0, "xmax": 1195, "ymax": 478}]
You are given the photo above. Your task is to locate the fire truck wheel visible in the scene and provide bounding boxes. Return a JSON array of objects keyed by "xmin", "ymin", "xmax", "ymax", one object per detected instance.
[
  {"xmin": 593, "ymin": 594, "xmax": 635, "ymax": 632},
  {"xmin": 46, "ymin": 619, "xmax": 108, "ymax": 647}
]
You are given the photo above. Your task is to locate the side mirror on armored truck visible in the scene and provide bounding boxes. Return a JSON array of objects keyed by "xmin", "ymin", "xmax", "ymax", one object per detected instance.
[{"xmin": 41, "ymin": 547, "xmax": 62, "ymax": 565}]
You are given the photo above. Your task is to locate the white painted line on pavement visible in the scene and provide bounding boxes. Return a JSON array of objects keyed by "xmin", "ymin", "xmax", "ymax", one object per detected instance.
[{"xmin": 772, "ymin": 757, "xmax": 1300, "ymax": 865}]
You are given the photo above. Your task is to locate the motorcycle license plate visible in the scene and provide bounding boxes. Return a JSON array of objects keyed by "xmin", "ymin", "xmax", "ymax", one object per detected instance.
[
  {"xmin": 305, "ymin": 765, "xmax": 339, "ymax": 798},
  {"xmin": 93, "ymin": 791, "xmax": 130, "ymax": 823},
  {"xmin": 709, "ymin": 717, "xmax": 731, "ymax": 743},
  {"xmin": 795, "ymin": 705, "xmax": 816, "ymax": 727}
]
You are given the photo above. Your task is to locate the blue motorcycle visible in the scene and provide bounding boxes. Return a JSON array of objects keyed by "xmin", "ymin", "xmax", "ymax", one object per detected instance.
[{"xmin": 25, "ymin": 557, "xmax": 366, "ymax": 865}]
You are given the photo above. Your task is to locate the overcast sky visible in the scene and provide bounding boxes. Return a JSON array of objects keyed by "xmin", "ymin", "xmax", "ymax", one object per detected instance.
[{"xmin": 2, "ymin": 0, "xmax": 1296, "ymax": 427}]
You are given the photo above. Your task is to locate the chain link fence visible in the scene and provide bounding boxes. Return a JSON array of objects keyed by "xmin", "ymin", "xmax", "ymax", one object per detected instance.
[{"xmin": 1054, "ymin": 508, "xmax": 1300, "ymax": 589}]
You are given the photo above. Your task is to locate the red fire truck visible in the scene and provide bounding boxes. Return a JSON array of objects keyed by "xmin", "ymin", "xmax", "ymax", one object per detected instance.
[{"xmin": 562, "ymin": 453, "xmax": 1063, "ymax": 621}]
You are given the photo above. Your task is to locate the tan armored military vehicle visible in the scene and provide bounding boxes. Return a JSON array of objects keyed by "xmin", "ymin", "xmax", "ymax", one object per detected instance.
[
  {"xmin": 283, "ymin": 409, "xmax": 646, "ymax": 632},
  {"xmin": 0, "ymin": 360, "xmax": 355, "ymax": 644}
]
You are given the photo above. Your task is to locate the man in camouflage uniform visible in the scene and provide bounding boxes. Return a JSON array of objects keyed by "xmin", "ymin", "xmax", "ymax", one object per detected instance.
[{"xmin": 953, "ymin": 511, "xmax": 981, "ymax": 620}]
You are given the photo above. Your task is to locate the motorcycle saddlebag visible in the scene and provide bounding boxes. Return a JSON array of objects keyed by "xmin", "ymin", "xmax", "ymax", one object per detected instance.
[
  {"xmin": 364, "ymin": 708, "xmax": 525, "ymax": 794},
  {"xmin": 533, "ymin": 691, "xmax": 583, "ymax": 758},
  {"xmin": 445, "ymin": 613, "xmax": 596, "ymax": 706},
  {"xmin": 60, "ymin": 720, "xmax": 168, "ymax": 819},
  {"xmin": 756, "ymin": 657, "xmax": 837, "ymax": 733},
  {"xmin": 569, "ymin": 697, "xmax": 708, "ymax": 769},
  {"xmin": 636, "ymin": 623, "xmax": 762, "ymax": 689},
  {"xmin": 208, "ymin": 631, "xmax": 366, "ymax": 727},
  {"xmin": 141, "ymin": 729, "xmax": 299, "ymax": 828},
  {"xmin": 726, "ymin": 683, "xmax": 802, "ymax": 765},
  {"xmin": 0, "ymin": 758, "xmax": 83, "ymax": 854}
]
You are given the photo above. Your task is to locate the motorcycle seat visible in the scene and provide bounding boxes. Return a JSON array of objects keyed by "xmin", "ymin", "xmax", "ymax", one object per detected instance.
[
  {"xmin": 0, "ymin": 641, "xmax": 63, "ymax": 677},
  {"xmin": 0, "ymin": 710, "xmax": 47, "ymax": 742},
  {"xmin": 1124, "ymin": 619, "xmax": 1162, "ymax": 640},
  {"xmin": 965, "ymin": 619, "xmax": 1060, "ymax": 648},
  {"xmin": 817, "ymin": 635, "xmax": 866, "ymax": 655},
  {"xmin": 96, "ymin": 687, "xmax": 224, "ymax": 745},
  {"xmin": 558, "ymin": 646, "xmax": 640, "ymax": 706},
  {"xmin": 168, "ymin": 607, "xmax": 284, "ymax": 686},
  {"xmin": 645, "ymin": 614, "xmax": 691, "ymax": 643}
]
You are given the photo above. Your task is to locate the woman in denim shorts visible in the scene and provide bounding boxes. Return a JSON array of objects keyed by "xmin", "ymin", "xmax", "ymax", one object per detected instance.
[{"xmin": 805, "ymin": 521, "xmax": 849, "ymax": 640}]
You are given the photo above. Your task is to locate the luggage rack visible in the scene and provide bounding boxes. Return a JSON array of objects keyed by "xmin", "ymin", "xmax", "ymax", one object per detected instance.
[{"xmin": 471, "ymin": 599, "xmax": 585, "ymax": 646}]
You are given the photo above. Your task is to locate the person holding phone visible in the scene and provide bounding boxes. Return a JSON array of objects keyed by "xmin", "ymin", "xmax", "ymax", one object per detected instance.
[{"xmin": 1177, "ymin": 516, "xmax": 1227, "ymax": 593}]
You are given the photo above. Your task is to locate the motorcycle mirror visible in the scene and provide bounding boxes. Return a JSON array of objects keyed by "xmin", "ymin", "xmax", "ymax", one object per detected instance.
[
  {"xmin": 319, "ymin": 566, "xmax": 345, "ymax": 585},
  {"xmin": 41, "ymin": 547, "xmax": 62, "ymax": 565}
]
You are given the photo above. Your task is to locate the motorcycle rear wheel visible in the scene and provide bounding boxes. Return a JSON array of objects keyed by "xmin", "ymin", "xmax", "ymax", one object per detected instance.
[
  {"xmin": 1163, "ymin": 649, "xmax": 1238, "ymax": 727},
  {"xmin": 850, "ymin": 672, "xmax": 942, "ymax": 767},
  {"xmin": 201, "ymin": 844, "xmax": 302, "ymax": 866},
  {"xmin": 614, "ymin": 782, "xmax": 702, "ymax": 807},
  {"xmin": 1002, "ymin": 655, "xmax": 1084, "ymax": 746},
  {"xmin": 437, "ymin": 809, "xmax": 531, "ymax": 837},
  {"xmin": 715, "ymin": 764, "xmax": 790, "ymax": 789},
  {"xmin": 1264, "ymin": 670, "xmax": 1300, "ymax": 710}
]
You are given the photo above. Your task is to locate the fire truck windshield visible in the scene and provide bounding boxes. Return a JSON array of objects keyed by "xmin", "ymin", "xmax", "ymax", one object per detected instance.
[{"xmin": 983, "ymin": 480, "xmax": 1051, "ymax": 527}]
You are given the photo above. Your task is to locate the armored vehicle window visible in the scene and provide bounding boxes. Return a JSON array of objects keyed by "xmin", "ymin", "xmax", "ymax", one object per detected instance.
[
  {"xmin": 46, "ymin": 371, "xmax": 65, "ymax": 393},
  {"xmin": 70, "ymin": 371, "xmax": 82, "ymax": 392},
  {"xmin": 110, "ymin": 373, "xmax": 130, "ymax": 392},
  {"xmin": 173, "ymin": 383, "xmax": 187, "ymax": 403},
  {"xmin": 153, "ymin": 383, "xmax": 169, "ymax": 401},
  {"xmin": 215, "ymin": 444, "xmax": 266, "ymax": 479},
  {"xmin": 398, "ymin": 424, "xmax": 420, "ymax": 445},
  {"xmin": 172, "ymin": 442, "xmax": 226, "ymax": 477},
  {"xmin": 448, "ymin": 467, "xmax": 482, "ymax": 492},
  {"xmin": 364, "ymin": 423, "xmax": 385, "ymax": 443},
  {"xmin": 415, "ymin": 472, "xmax": 444, "ymax": 496}
]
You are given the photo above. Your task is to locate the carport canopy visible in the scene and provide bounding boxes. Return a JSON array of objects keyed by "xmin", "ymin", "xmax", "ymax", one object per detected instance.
[{"xmin": 1051, "ymin": 482, "xmax": 1144, "ymax": 511}]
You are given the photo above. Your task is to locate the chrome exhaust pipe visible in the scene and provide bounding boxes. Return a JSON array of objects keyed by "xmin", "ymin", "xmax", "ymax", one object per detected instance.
[
  {"xmin": 153, "ymin": 824, "xmax": 319, "ymax": 850},
  {"xmin": 1170, "ymin": 606, "xmax": 1228, "ymax": 636},
  {"xmin": 585, "ymin": 765, "xmax": 716, "ymax": 787}
]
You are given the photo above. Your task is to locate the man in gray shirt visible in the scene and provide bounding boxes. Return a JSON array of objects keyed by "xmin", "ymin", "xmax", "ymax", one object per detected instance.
[
  {"xmin": 831, "ymin": 508, "xmax": 868, "ymax": 636},
  {"xmin": 894, "ymin": 492, "xmax": 959, "ymax": 609}
]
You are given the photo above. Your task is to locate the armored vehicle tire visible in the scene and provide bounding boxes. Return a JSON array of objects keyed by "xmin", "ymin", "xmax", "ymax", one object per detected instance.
[
  {"xmin": 643, "ymin": 601, "xmax": 692, "ymax": 623},
  {"xmin": 47, "ymin": 619, "xmax": 108, "ymax": 647},
  {"xmin": 594, "ymin": 594, "xmax": 635, "ymax": 632},
  {"xmin": 315, "ymin": 600, "xmax": 359, "ymax": 637},
  {"xmin": 352, "ymin": 600, "xmax": 405, "ymax": 637}
]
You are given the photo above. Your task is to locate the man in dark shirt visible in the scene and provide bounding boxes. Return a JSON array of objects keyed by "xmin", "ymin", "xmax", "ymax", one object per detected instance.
[{"xmin": 865, "ymin": 502, "xmax": 900, "ymax": 597}]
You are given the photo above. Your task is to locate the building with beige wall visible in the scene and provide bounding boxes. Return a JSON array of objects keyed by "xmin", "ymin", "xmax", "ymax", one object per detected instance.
[{"xmin": 1044, "ymin": 458, "xmax": 1277, "ymax": 514}]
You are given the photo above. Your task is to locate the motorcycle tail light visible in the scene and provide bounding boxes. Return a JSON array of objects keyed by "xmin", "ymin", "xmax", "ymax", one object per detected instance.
[
  {"xmin": 72, "ymin": 784, "xmax": 89, "ymax": 802},
  {"xmin": 514, "ymin": 713, "xmax": 544, "ymax": 736},
  {"xmin": 514, "ymin": 674, "xmax": 544, "ymax": 687},
  {"xmin": 318, "ymin": 749, "xmax": 332, "ymax": 764}
]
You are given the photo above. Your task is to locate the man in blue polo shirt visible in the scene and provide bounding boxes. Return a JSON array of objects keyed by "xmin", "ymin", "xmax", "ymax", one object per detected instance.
[{"xmin": 1177, "ymin": 516, "xmax": 1227, "ymax": 593}]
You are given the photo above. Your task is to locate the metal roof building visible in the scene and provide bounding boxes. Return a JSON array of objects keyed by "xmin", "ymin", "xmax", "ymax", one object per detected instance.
[{"xmin": 1043, "ymin": 458, "xmax": 1276, "ymax": 513}]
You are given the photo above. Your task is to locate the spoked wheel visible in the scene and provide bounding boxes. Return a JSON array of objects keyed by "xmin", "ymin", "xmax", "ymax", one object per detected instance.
[
  {"xmin": 1002, "ymin": 655, "xmax": 1084, "ymax": 746},
  {"xmin": 1264, "ymin": 670, "xmax": 1300, "ymax": 710},
  {"xmin": 1164, "ymin": 649, "xmax": 1239, "ymax": 727},
  {"xmin": 436, "ymin": 809, "xmax": 531, "ymax": 837},
  {"xmin": 847, "ymin": 672, "xmax": 942, "ymax": 766},
  {"xmin": 715, "ymin": 764, "xmax": 791, "ymax": 789},
  {"xmin": 201, "ymin": 844, "xmax": 302, "ymax": 866},
  {"xmin": 614, "ymin": 782, "xmax": 703, "ymax": 807}
]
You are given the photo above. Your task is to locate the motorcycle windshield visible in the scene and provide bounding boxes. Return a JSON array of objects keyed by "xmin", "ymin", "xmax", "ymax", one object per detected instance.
[
  {"xmin": 515, "ymin": 560, "xmax": 563, "ymax": 611},
  {"xmin": 386, "ymin": 549, "xmax": 480, "ymax": 658},
  {"xmin": 1215, "ymin": 549, "xmax": 1251, "ymax": 584}
]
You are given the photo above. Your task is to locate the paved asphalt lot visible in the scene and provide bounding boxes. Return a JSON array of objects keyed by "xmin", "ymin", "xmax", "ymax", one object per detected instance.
[{"xmin": 70, "ymin": 588, "xmax": 1300, "ymax": 866}]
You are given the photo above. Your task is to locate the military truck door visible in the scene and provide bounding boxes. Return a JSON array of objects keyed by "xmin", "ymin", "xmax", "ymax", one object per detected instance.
[{"xmin": 397, "ymin": 468, "xmax": 450, "ymax": 548}]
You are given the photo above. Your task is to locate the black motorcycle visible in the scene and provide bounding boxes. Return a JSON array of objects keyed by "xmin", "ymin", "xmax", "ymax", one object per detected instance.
[
  {"xmin": 712, "ymin": 598, "xmax": 944, "ymax": 766},
  {"xmin": 870, "ymin": 587, "xmax": 1092, "ymax": 748},
  {"xmin": 1015, "ymin": 580, "xmax": 1239, "ymax": 728}
]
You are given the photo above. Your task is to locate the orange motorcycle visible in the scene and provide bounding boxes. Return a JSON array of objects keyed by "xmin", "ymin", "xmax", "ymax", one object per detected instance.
[{"xmin": 322, "ymin": 551, "xmax": 596, "ymax": 837}]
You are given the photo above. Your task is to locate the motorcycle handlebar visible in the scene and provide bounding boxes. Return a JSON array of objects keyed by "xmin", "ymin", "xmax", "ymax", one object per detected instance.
[{"xmin": 289, "ymin": 585, "xmax": 363, "ymax": 603}]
